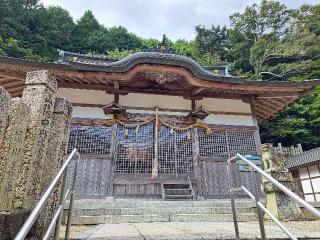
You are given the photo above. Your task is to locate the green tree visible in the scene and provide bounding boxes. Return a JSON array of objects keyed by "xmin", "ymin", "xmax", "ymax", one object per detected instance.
[
  {"xmin": 195, "ymin": 25, "xmax": 228, "ymax": 60},
  {"xmin": 71, "ymin": 10, "xmax": 103, "ymax": 52}
]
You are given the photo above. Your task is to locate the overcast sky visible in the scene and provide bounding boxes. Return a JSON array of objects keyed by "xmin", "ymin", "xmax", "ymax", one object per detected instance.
[{"xmin": 41, "ymin": 0, "xmax": 318, "ymax": 41}]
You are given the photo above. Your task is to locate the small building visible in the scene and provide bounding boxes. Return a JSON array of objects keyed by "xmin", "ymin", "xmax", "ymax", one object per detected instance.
[
  {"xmin": 286, "ymin": 147, "xmax": 320, "ymax": 202},
  {"xmin": 0, "ymin": 46, "xmax": 319, "ymax": 200}
]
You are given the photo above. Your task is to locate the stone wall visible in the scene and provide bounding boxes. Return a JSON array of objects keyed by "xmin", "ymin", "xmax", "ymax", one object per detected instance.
[{"xmin": 0, "ymin": 71, "xmax": 72, "ymax": 240}]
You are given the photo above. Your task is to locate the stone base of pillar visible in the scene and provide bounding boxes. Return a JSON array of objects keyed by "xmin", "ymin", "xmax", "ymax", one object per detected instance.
[
  {"xmin": 263, "ymin": 168, "xmax": 304, "ymax": 221},
  {"xmin": 0, "ymin": 211, "xmax": 34, "ymax": 240}
]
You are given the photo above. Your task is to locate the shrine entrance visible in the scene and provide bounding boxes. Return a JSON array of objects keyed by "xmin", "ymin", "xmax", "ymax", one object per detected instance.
[
  {"xmin": 67, "ymin": 113, "xmax": 258, "ymax": 198},
  {"xmin": 114, "ymin": 123, "xmax": 195, "ymax": 177}
]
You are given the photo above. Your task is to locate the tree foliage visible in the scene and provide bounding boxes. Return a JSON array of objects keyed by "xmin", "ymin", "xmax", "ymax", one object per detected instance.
[{"xmin": 0, "ymin": 0, "xmax": 319, "ymax": 149}]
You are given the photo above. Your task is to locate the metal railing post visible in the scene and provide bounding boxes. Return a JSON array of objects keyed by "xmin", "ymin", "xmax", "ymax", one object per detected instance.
[
  {"xmin": 65, "ymin": 157, "xmax": 79, "ymax": 240},
  {"xmin": 227, "ymin": 162, "xmax": 240, "ymax": 240},
  {"xmin": 250, "ymin": 166, "xmax": 266, "ymax": 240},
  {"xmin": 15, "ymin": 149, "xmax": 78, "ymax": 240},
  {"xmin": 236, "ymin": 153, "xmax": 320, "ymax": 219},
  {"xmin": 53, "ymin": 170, "xmax": 68, "ymax": 240},
  {"xmin": 227, "ymin": 153, "xmax": 320, "ymax": 240}
]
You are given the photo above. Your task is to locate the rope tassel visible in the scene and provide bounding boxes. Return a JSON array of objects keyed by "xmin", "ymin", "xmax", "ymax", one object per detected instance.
[
  {"xmin": 124, "ymin": 129, "xmax": 129, "ymax": 139},
  {"xmin": 187, "ymin": 131, "xmax": 191, "ymax": 140}
]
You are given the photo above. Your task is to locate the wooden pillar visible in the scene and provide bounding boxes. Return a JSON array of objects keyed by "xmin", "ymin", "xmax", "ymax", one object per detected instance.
[
  {"xmin": 151, "ymin": 107, "xmax": 159, "ymax": 180},
  {"xmin": 192, "ymin": 128, "xmax": 202, "ymax": 197},
  {"xmin": 249, "ymin": 97, "xmax": 262, "ymax": 155},
  {"xmin": 191, "ymin": 99, "xmax": 196, "ymax": 111},
  {"xmin": 109, "ymin": 124, "xmax": 117, "ymax": 196}
]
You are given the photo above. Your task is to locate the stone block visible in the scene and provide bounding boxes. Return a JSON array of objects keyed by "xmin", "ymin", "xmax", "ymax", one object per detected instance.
[
  {"xmin": 0, "ymin": 87, "xmax": 11, "ymax": 143},
  {"xmin": 0, "ymin": 98, "xmax": 30, "ymax": 211},
  {"xmin": 36, "ymin": 98, "xmax": 72, "ymax": 237},
  {"xmin": 25, "ymin": 70, "xmax": 57, "ymax": 92},
  {"xmin": 21, "ymin": 70, "xmax": 58, "ymax": 211},
  {"xmin": 0, "ymin": 211, "xmax": 31, "ymax": 240},
  {"xmin": 261, "ymin": 143, "xmax": 304, "ymax": 220}
]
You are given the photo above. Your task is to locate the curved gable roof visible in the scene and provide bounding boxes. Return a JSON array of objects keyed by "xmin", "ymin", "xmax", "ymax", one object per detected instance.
[{"xmin": 60, "ymin": 51, "xmax": 243, "ymax": 84}]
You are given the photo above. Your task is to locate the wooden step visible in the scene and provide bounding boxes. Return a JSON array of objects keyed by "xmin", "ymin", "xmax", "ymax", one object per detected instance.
[
  {"xmin": 165, "ymin": 195, "xmax": 193, "ymax": 199},
  {"xmin": 163, "ymin": 184, "xmax": 189, "ymax": 189},
  {"xmin": 165, "ymin": 189, "xmax": 192, "ymax": 195},
  {"xmin": 162, "ymin": 181, "xmax": 195, "ymax": 201}
]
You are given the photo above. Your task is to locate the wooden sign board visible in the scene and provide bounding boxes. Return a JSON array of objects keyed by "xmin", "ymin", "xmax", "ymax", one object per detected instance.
[{"xmin": 236, "ymin": 155, "xmax": 262, "ymax": 172}]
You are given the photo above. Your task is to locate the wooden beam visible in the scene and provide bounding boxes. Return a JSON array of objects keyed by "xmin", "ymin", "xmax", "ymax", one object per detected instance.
[
  {"xmin": 255, "ymin": 91, "xmax": 302, "ymax": 98},
  {"xmin": 0, "ymin": 77, "xmax": 22, "ymax": 85},
  {"xmin": 257, "ymin": 98, "xmax": 282, "ymax": 110},
  {"xmin": 0, "ymin": 69, "xmax": 25, "ymax": 80},
  {"xmin": 261, "ymin": 98, "xmax": 286, "ymax": 109},
  {"xmin": 70, "ymin": 102, "xmax": 252, "ymax": 116},
  {"xmin": 7, "ymin": 86, "xmax": 25, "ymax": 96},
  {"xmin": 192, "ymin": 87, "xmax": 205, "ymax": 96},
  {"xmin": 3, "ymin": 80, "xmax": 24, "ymax": 89},
  {"xmin": 59, "ymin": 74, "xmax": 81, "ymax": 84},
  {"xmin": 254, "ymin": 102, "xmax": 280, "ymax": 114}
]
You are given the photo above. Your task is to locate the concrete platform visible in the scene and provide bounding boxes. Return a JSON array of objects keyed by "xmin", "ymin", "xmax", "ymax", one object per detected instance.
[{"xmin": 64, "ymin": 221, "xmax": 320, "ymax": 240}]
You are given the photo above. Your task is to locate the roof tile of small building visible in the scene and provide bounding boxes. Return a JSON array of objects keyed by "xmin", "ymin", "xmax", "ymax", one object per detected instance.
[{"xmin": 286, "ymin": 147, "xmax": 320, "ymax": 169}]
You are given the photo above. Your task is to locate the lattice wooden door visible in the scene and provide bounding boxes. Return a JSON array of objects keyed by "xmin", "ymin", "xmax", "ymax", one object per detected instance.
[
  {"xmin": 158, "ymin": 125, "xmax": 194, "ymax": 176},
  {"xmin": 114, "ymin": 124, "xmax": 154, "ymax": 174}
]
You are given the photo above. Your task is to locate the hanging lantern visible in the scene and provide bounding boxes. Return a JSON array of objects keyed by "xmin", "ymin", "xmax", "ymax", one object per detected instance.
[
  {"xmin": 170, "ymin": 128, "xmax": 174, "ymax": 134},
  {"xmin": 187, "ymin": 106, "xmax": 210, "ymax": 120},
  {"xmin": 124, "ymin": 129, "xmax": 129, "ymax": 139},
  {"xmin": 102, "ymin": 101, "xmax": 127, "ymax": 117},
  {"xmin": 135, "ymin": 125, "xmax": 139, "ymax": 133}
]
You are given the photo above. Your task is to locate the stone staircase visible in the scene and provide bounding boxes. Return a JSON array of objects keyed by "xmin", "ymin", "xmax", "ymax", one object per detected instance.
[{"xmin": 67, "ymin": 199, "xmax": 258, "ymax": 225}]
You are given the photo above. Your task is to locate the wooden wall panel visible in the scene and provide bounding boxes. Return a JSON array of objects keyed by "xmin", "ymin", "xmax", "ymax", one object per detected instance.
[
  {"xmin": 113, "ymin": 183, "xmax": 161, "ymax": 197},
  {"xmin": 200, "ymin": 160, "xmax": 256, "ymax": 198},
  {"xmin": 66, "ymin": 155, "xmax": 113, "ymax": 198}
]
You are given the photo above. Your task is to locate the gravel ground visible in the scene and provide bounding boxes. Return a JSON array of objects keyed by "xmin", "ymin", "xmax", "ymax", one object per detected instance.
[{"xmin": 60, "ymin": 220, "xmax": 320, "ymax": 239}]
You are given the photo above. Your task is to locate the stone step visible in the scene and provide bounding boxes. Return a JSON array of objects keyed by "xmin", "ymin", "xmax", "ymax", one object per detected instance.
[
  {"xmin": 69, "ymin": 199, "xmax": 258, "ymax": 209},
  {"xmin": 71, "ymin": 213, "xmax": 257, "ymax": 225},
  {"xmin": 73, "ymin": 206, "xmax": 256, "ymax": 216},
  {"xmin": 169, "ymin": 213, "xmax": 257, "ymax": 222}
]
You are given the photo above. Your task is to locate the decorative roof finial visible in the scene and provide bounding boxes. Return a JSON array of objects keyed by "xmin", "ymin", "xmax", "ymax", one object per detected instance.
[
  {"xmin": 160, "ymin": 34, "xmax": 167, "ymax": 52},
  {"xmin": 144, "ymin": 34, "xmax": 176, "ymax": 54}
]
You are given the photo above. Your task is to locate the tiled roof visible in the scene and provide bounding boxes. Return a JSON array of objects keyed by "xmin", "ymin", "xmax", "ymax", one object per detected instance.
[
  {"xmin": 56, "ymin": 50, "xmax": 241, "ymax": 83},
  {"xmin": 286, "ymin": 147, "xmax": 320, "ymax": 169}
]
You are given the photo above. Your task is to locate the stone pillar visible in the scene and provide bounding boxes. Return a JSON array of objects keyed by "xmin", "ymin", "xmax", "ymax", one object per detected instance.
[
  {"xmin": 261, "ymin": 143, "xmax": 303, "ymax": 220},
  {"xmin": 18, "ymin": 70, "xmax": 58, "ymax": 211},
  {"xmin": 0, "ymin": 87, "xmax": 11, "ymax": 142},
  {"xmin": 0, "ymin": 98, "xmax": 31, "ymax": 240},
  {"xmin": 0, "ymin": 87, "xmax": 11, "ymax": 199},
  {"xmin": 0, "ymin": 98, "xmax": 30, "ymax": 211},
  {"xmin": 37, "ymin": 97, "xmax": 72, "ymax": 237}
]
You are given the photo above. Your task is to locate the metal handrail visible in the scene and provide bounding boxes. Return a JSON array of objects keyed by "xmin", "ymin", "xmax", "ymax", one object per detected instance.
[
  {"xmin": 15, "ymin": 149, "xmax": 80, "ymax": 240},
  {"xmin": 227, "ymin": 153, "xmax": 320, "ymax": 240}
]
